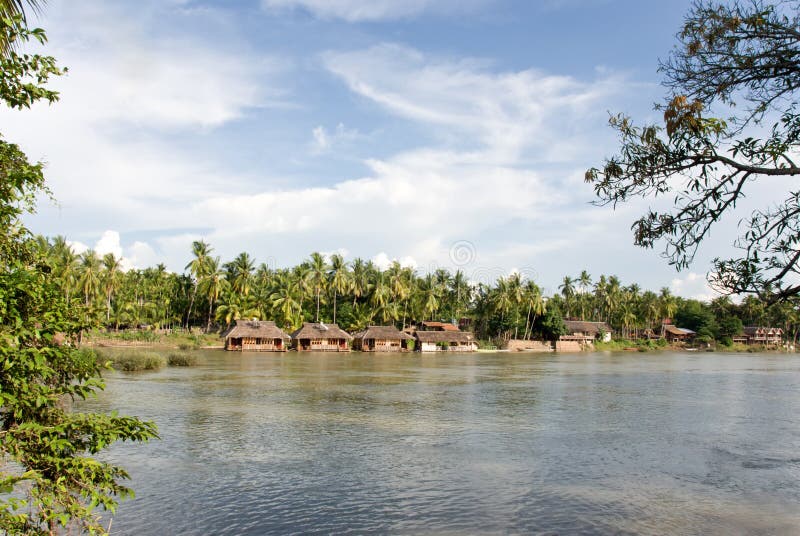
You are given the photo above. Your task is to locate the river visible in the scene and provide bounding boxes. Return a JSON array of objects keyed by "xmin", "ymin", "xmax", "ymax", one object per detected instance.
[{"xmin": 78, "ymin": 350, "xmax": 800, "ymax": 535}]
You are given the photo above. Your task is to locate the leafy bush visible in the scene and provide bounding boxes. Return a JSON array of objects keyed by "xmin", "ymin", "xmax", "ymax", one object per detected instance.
[{"xmin": 168, "ymin": 352, "xmax": 198, "ymax": 367}]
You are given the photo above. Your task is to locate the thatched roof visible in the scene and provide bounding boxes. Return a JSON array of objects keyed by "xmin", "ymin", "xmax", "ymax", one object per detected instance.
[
  {"xmin": 421, "ymin": 321, "xmax": 460, "ymax": 332},
  {"xmin": 563, "ymin": 320, "xmax": 612, "ymax": 335},
  {"xmin": 352, "ymin": 325, "xmax": 413, "ymax": 341},
  {"xmin": 290, "ymin": 322, "xmax": 353, "ymax": 340},
  {"xmin": 664, "ymin": 325, "xmax": 695, "ymax": 336},
  {"xmin": 415, "ymin": 331, "xmax": 475, "ymax": 343},
  {"xmin": 224, "ymin": 320, "xmax": 290, "ymax": 340}
]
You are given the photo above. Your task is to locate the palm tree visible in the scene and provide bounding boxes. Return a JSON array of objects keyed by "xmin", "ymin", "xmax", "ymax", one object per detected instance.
[
  {"xmin": 351, "ymin": 258, "xmax": 370, "ymax": 306},
  {"xmin": 228, "ymin": 252, "xmax": 255, "ymax": 296},
  {"xmin": 522, "ymin": 281, "xmax": 545, "ymax": 340},
  {"xmin": 328, "ymin": 253, "xmax": 350, "ymax": 325},
  {"xmin": 559, "ymin": 276, "xmax": 575, "ymax": 317},
  {"xmin": 200, "ymin": 257, "xmax": 228, "ymax": 332},
  {"xmin": 185, "ymin": 240, "xmax": 212, "ymax": 329},
  {"xmin": 0, "ymin": 0, "xmax": 44, "ymax": 21},
  {"xmin": 417, "ymin": 274, "xmax": 440, "ymax": 321},
  {"xmin": 304, "ymin": 252, "xmax": 328, "ymax": 323},
  {"xmin": 101, "ymin": 253, "xmax": 123, "ymax": 322},
  {"xmin": 78, "ymin": 250, "xmax": 102, "ymax": 307}
]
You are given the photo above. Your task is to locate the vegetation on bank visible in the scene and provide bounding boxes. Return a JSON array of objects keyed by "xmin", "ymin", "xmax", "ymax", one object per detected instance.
[{"xmin": 36, "ymin": 235, "xmax": 800, "ymax": 349}]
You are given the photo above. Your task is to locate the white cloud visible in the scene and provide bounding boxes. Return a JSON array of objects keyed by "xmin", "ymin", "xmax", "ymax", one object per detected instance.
[
  {"xmin": 311, "ymin": 123, "xmax": 360, "ymax": 153},
  {"xmin": 322, "ymin": 44, "xmax": 624, "ymax": 163},
  {"xmin": 94, "ymin": 230, "xmax": 124, "ymax": 259},
  {"xmin": 67, "ymin": 240, "xmax": 89, "ymax": 255},
  {"xmin": 1, "ymin": 0, "xmax": 284, "ymax": 233},
  {"xmin": 261, "ymin": 0, "xmax": 488, "ymax": 22},
  {"xmin": 126, "ymin": 241, "xmax": 161, "ymax": 270},
  {"xmin": 670, "ymin": 272, "xmax": 722, "ymax": 301},
  {"xmin": 371, "ymin": 252, "xmax": 417, "ymax": 270}
]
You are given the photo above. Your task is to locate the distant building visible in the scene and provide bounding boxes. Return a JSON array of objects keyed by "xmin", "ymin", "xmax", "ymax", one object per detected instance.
[
  {"xmin": 290, "ymin": 322, "xmax": 352, "ymax": 352},
  {"xmin": 415, "ymin": 331, "xmax": 477, "ymax": 352},
  {"xmin": 352, "ymin": 325, "xmax": 413, "ymax": 352},
  {"xmin": 663, "ymin": 324, "xmax": 696, "ymax": 343},
  {"xmin": 560, "ymin": 320, "xmax": 613, "ymax": 343},
  {"xmin": 224, "ymin": 320, "xmax": 290, "ymax": 352},
  {"xmin": 740, "ymin": 326, "xmax": 784, "ymax": 345},
  {"xmin": 420, "ymin": 321, "xmax": 461, "ymax": 332}
]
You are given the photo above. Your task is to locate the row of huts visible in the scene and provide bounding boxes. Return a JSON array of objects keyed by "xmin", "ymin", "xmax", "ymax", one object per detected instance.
[{"xmin": 223, "ymin": 320, "xmax": 478, "ymax": 353}]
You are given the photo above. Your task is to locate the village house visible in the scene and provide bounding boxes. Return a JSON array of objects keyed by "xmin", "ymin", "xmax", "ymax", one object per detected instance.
[
  {"xmin": 560, "ymin": 320, "xmax": 613, "ymax": 343},
  {"xmin": 352, "ymin": 325, "xmax": 414, "ymax": 352},
  {"xmin": 290, "ymin": 322, "xmax": 352, "ymax": 352},
  {"xmin": 415, "ymin": 330, "xmax": 477, "ymax": 352},
  {"xmin": 740, "ymin": 326, "xmax": 784, "ymax": 345},
  {"xmin": 663, "ymin": 324, "xmax": 696, "ymax": 344},
  {"xmin": 223, "ymin": 320, "xmax": 290, "ymax": 352}
]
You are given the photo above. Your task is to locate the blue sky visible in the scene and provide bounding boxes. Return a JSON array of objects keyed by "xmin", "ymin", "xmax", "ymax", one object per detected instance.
[{"xmin": 4, "ymin": 0, "xmax": 746, "ymax": 298}]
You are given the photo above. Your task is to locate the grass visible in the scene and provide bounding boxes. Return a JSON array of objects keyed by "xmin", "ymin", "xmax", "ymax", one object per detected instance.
[
  {"xmin": 167, "ymin": 352, "xmax": 198, "ymax": 367},
  {"xmin": 96, "ymin": 349, "xmax": 166, "ymax": 372}
]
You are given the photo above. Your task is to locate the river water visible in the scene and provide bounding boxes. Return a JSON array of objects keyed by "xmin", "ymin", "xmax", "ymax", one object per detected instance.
[{"xmin": 79, "ymin": 351, "xmax": 800, "ymax": 535}]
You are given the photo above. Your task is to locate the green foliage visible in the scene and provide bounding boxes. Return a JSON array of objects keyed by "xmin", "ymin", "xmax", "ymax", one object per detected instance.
[
  {"xmin": 167, "ymin": 352, "xmax": 197, "ymax": 367},
  {"xmin": 675, "ymin": 299, "xmax": 717, "ymax": 335},
  {"xmin": 0, "ymin": 17, "xmax": 156, "ymax": 534},
  {"xmin": 537, "ymin": 306, "xmax": 567, "ymax": 341},
  {"xmin": 119, "ymin": 330, "xmax": 159, "ymax": 342}
]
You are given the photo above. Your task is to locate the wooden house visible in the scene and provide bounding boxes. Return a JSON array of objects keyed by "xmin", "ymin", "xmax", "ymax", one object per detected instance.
[
  {"xmin": 224, "ymin": 320, "xmax": 290, "ymax": 352},
  {"xmin": 741, "ymin": 326, "xmax": 783, "ymax": 345},
  {"xmin": 352, "ymin": 325, "xmax": 413, "ymax": 352},
  {"xmin": 290, "ymin": 322, "xmax": 352, "ymax": 352},
  {"xmin": 560, "ymin": 320, "xmax": 613, "ymax": 343},
  {"xmin": 415, "ymin": 331, "xmax": 477, "ymax": 352},
  {"xmin": 663, "ymin": 324, "xmax": 696, "ymax": 343}
]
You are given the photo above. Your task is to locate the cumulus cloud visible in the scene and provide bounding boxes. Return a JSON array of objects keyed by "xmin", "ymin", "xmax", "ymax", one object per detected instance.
[
  {"xmin": 372, "ymin": 252, "xmax": 418, "ymax": 270},
  {"xmin": 670, "ymin": 272, "xmax": 722, "ymax": 301}
]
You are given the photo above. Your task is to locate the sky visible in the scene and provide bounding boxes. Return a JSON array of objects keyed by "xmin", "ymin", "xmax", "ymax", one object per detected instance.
[{"xmin": 2, "ymin": 0, "xmax": 754, "ymax": 299}]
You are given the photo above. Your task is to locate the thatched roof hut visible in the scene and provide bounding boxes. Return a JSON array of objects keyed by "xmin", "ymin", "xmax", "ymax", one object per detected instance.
[
  {"xmin": 561, "ymin": 320, "xmax": 612, "ymax": 342},
  {"xmin": 290, "ymin": 322, "xmax": 352, "ymax": 352},
  {"xmin": 352, "ymin": 325, "xmax": 413, "ymax": 352},
  {"xmin": 663, "ymin": 324, "xmax": 696, "ymax": 342},
  {"xmin": 224, "ymin": 320, "xmax": 290, "ymax": 352},
  {"xmin": 415, "ymin": 330, "xmax": 477, "ymax": 352}
]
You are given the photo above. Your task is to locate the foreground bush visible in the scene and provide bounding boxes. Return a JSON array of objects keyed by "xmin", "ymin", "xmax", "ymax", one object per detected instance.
[{"xmin": 168, "ymin": 352, "xmax": 198, "ymax": 367}]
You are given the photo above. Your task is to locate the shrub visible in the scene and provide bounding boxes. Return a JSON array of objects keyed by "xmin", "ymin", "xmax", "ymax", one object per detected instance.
[
  {"xmin": 168, "ymin": 352, "xmax": 198, "ymax": 367},
  {"xmin": 104, "ymin": 351, "xmax": 166, "ymax": 372}
]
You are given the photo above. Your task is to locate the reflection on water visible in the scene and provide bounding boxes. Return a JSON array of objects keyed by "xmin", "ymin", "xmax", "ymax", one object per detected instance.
[{"xmin": 78, "ymin": 351, "xmax": 800, "ymax": 535}]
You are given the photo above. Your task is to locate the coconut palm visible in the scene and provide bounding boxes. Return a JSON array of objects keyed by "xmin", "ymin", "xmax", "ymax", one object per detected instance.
[
  {"xmin": 78, "ymin": 250, "xmax": 102, "ymax": 307},
  {"xmin": 200, "ymin": 257, "xmax": 228, "ymax": 332},
  {"xmin": 328, "ymin": 253, "xmax": 350, "ymax": 325},
  {"xmin": 559, "ymin": 275, "xmax": 575, "ymax": 312},
  {"xmin": 185, "ymin": 240, "xmax": 212, "ymax": 328},
  {"xmin": 304, "ymin": 252, "xmax": 328, "ymax": 323},
  {"xmin": 101, "ymin": 253, "xmax": 123, "ymax": 322}
]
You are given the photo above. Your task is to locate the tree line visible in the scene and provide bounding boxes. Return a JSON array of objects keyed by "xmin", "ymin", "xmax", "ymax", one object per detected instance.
[{"xmin": 38, "ymin": 238, "xmax": 800, "ymax": 344}]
